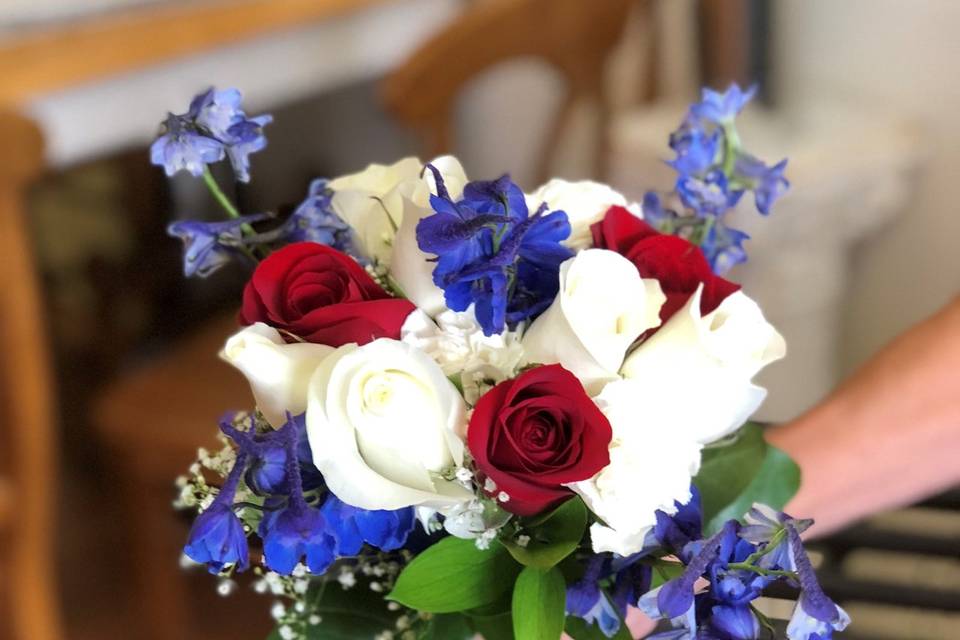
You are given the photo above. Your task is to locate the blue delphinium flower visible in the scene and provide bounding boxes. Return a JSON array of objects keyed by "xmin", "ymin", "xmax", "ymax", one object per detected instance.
[
  {"xmin": 735, "ymin": 155, "xmax": 790, "ymax": 215},
  {"xmin": 167, "ymin": 212, "xmax": 268, "ymax": 278},
  {"xmin": 183, "ymin": 451, "xmax": 250, "ymax": 574},
  {"xmin": 248, "ymin": 417, "xmax": 337, "ymax": 576},
  {"xmin": 417, "ymin": 165, "xmax": 573, "ymax": 335},
  {"xmin": 190, "ymin": 88, "xmax": 245, "ymax": 139},
  {"xmin": 652, "ymin": 487, "xmax": 703, "ymax": 556},
  {"xmin": 639, "ymin": 495, "xmax": 848, "ymax": 640},
  {"xmin": 641, "ymin": 192, "xmax": 680, "ymax": 231},
  {"xmin": 677, "ymin": 170, "xmax": 744, "ymax": 218},
  {"xmin": 656, "ymin": 83, "xmax": 790, "ymax": 274},
  {"xmin": 151, "ymin": 114, "xmax": 225, "ymax": 178},
  {"xmin": 700, "ymin": 222, "xmax": 751, "ymax": 274},
  {"xmin": 566, "ymin": 556, "xmax": 623, "ymax": 638},
  {"xmin": 669, "ymin": 126, "xmax": 721, "ymax": 176},
  {"xmin": 640, "ymin": 522, "xmax": 767, "ymax": 640},
  {"xmin": 151, "ymin": 87, "xmax": 271, "ymax": 182},
  {"xmin": 321, "ymin": 494, "xmax": 416, "ymax": 556},
  {"xmin": 689, "ymin": 84, "xmax": 758, "ymax": 126},
  {"xmin": 223, "ymin": 116, "xmax": 273, "ymax": 183},
  {"xmin": 783, "ymin": 525, "xmax": 850, "ymax": 640},
  {"xmin": 221, "ymin": 413, "xmax": 324, "ymax": 496},
  {"xmin": 250, "ymin": 179, "xmax": 358, "ymax": 257},
  {"xmin": 260, "ymin": 503, "xmax": 337, "ymax": 575},
  {"xmin": 244, "ymin": 440, "xmax": 288, "ymax": 495}
]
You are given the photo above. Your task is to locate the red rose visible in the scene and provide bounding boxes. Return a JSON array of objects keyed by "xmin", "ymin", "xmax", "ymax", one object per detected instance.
[
  {"xmin": 240, "ymin": 242, "xmax": 415, "ymax": 347},
  {"xmin": 467, "ymin": 364, "xmax": 612, "ymax": 516},
  {"xmin": 591, "ymin": 206, "xmax": 740, "ymax": 322}
]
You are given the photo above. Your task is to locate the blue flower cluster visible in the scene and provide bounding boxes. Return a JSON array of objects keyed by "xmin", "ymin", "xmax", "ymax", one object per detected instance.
[
  {"xmin": 416, "ymin": 166, "xmax": 573, "ymax": 336},
  {"xmin": 167, "ymin": 179, "xmax": 357, "ymax": 278},
  {"xmin": 183, "ymin": 413, "xmax": 416, "ymax": 576},
  {"xmin": 167, "ymin": 213, "xmax": 269, "ymax": 278},
  {"xmin": 151, "ymin": 87, "xmax": 272, "ymax": 182},
  {"xmin": 566, "ymin": 554, "xmax": 652, "ymax": 637},
  {"xmin": 649, "ymin": 84, "xmax": 790, "ymax": 274},
  {"xmin": 637, "ymin": 492, "xmax": 849, "ymax": 640}
]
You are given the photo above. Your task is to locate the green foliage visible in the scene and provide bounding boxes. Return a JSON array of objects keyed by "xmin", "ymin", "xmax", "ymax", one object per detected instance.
[
  {"xmin": 704, "ymin": 443, "xmax": 801, "ymax": 534},
  {"xmin": 388, "ymin": 537, "xmax": 521, "ymax": 613},
  {"xmin": 649, "ymin": 559, "xmax": 685, "ymax": 589},
  {"xmin": 503, "ymin": 498, "xmax": 588, "ymax": 570},
  {"xmin": 512, "ymin": 566, "xmax": 567, "ymax": 640},
  {"xmin": 694, "ymin": 423, "xmax": 801, "ymax": 535},
  {"xmin": 469, "ymin": 611, "xmax": 514, "ymax": 640},
  {"xmin": 564, "ymin": 601, "xmax": 633, "ymax": 640},
  {"xmin": 417, "ymin": 613, "xmax": 475, "ymax": 639},
  {"xmin": 265, "ymin": 579, "xmax": 398, "ymax": 640}
]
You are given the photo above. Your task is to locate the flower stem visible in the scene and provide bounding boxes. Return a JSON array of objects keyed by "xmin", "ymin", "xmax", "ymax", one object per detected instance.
[
  {"xmin": 203, "ymin": 167, "xmax": 243, "ymax": 219},
  {"xmin": 726, "ymin": 562, "xmax": 796, "ymax": 580},
  {"xmin": 202, "ymin": 166, "xmax": 263, "ymax": 260},
  {"xmin": 721, "ymin": 122, "xmax": 741, "ymax": 177},
  {"xmin": 741, "ymin": 528, "xmax": 787, "ymax": 566}
]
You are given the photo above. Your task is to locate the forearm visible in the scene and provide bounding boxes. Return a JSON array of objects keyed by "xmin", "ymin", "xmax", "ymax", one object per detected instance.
[{"xmin": 766, "ymin": 296, "xmax": 960, "ymax": 535}]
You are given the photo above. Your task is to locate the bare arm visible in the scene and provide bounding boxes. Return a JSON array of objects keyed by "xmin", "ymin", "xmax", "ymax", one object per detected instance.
[{"xmin": 766, "ymin": 296, "xmax": 960, "ymax": 536}]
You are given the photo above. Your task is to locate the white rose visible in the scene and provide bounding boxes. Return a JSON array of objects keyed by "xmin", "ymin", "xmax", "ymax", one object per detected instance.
[
  {"xmin": 569, "ymin": 285, "xmax": 785, "ymax": 556},
  {"xmin": 390, "ymin": 155, "xmax": 468, "ymax": 315},
  {"xmin": 220, "ymin": 323, "xmax": 334, "ymax": 428},
  {"xmin": 570, "ymin": 379, "xmax": 702, "ymax": 556},
  {"xmin": 305, "ymin": 338, "xmax": 472, "ymax": 511},
  {"xmin": 620, "ymin": 285, "xmax": 786, "ymax": 444},
  {"xmin": 329, "ymin": 157, "xmax": 423, "ymax": 265},
  {"xmin": 527, "ymin": 179, "xmax": 634, "ymax": 251},
  {"xmin": 521, "ymin": 249, "xmax": 665, "ymax": 394}
]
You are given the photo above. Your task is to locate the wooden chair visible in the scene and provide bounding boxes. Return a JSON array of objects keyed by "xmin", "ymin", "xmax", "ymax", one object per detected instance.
[
  {"xmin": 94, "ymin": 313, "xmax": 251, "ymax": 640},
  {"xmin": 0, "ymin": 109, "xmax": 64, "ymax": 640},
  {"xmin": 381, "ymin": 0, "xmax": 636, "ymax": 184}
]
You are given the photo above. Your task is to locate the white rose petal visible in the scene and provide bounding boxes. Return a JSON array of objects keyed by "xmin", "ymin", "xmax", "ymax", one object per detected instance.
[
  {"xmin": 620, "ymin": 285, "xmax": 786, "ymax": 444},
  {"xmin": 220, "ymin": 323, "xmax": 334, "ymax": 427},
  {"xmin": 329, "ymin": 157, "xmax": 423, "ymax": 265},
  {"xmin": 569, "ymin": 378, "xmax": 702, "ymax": 556},
  {"xmin": 390, "ymin": 155, "xmax": 468, "ymax": 315},
  {"xmin": 306, "ymin": 338, "xmax": 472, "ymax": 511},
  {"xmin": 521, "ymin": 249, "xmax": 665, "ymax": 394},
  {"xmin": 570, "ymin": 285, "xmax": 785, "ymax": 555},
  {"xmin": 527, "ymin": 179, "xmax": 633, "ymax": 250}
]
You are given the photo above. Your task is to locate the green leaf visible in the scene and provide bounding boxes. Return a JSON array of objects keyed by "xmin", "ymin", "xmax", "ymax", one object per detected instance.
[
  {"xmin": 265, "ymin": 579, "xmax": 398, "ymax": 640},
  {"xmin": 649, "ymin": 559, "xmax": 685, "ymax": 589},
  {"xmin": 703, "ymin": 442, "xmax": 801, "ymax": 534},
  {"xmin": 694, "ymin": 423, "xmax": 768, "ymax": 533},
  {"xmin": 388, "ymin": 537, "xmax": 521, "ymax": 613},
  {"xmin": 512, "ymin": 566, "xmax": 566, "ymax": 640},
  {"xmin": 503, "ymin": 498, "xmax": 588, "ymax": 569},
  {"xmin": 418, "ymin": 613, "xmax": 475, "ymax": 639},
  {"xmin": 469, "ymin": 611, "xmax": 514, "ymax": 640},
  {"xmin": 564, "ymin": 613, "xmax": 632, "ymax": 640}
]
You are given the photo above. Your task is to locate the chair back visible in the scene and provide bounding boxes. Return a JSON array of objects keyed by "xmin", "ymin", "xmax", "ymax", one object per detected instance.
[
  {"xmin": 382, "ymin": 0, "xmax": 635, "ymax": 183},
  {"xmin": 0, "ymin": 108, "xmax": 63, "ymax": 640}
]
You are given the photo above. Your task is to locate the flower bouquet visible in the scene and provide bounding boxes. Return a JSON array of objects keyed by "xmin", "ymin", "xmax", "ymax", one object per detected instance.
[{"xmin": 161, "ymin": 85, "xmax": 849, "ymax": 639}]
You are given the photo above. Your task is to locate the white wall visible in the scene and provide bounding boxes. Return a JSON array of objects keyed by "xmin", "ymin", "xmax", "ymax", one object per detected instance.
[{"xmin": 775, "ymin": 0, "xmax": 960, "ymax": 374}]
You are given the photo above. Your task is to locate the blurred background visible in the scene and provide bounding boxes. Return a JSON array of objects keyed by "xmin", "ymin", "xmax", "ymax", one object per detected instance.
[{"xmin": 0, "ymin": 1, "xmax": 957, "ymax": 639}]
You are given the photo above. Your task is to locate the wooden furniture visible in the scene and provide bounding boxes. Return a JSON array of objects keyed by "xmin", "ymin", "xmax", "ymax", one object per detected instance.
[
  {"xmin": 0, "ymin": 0, "xmax": 388, "ymax": 104},
  {"xmin": 95, "ymin": 314, "xmax": 250, "ymax": 639},
  {"xmin": 0, "ymin": 2, "xmax": 396, "ymax": 638},
  {"xmin": 0, "ymin": 109, "xmax": 63, "ymax": 640},
  {"xmin": 381, "ymin": 0, "xmax": 636, "ymax": 184}
]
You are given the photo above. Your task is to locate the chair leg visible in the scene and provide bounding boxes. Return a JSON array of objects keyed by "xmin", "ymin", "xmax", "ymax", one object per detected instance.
[
  {"xmin": 0, "ymin": 109, "xmax": 64, "ymax": 640},
  {"xmin": 119, "ymin": 473, "xmax": 191, "ymax": 640}
]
